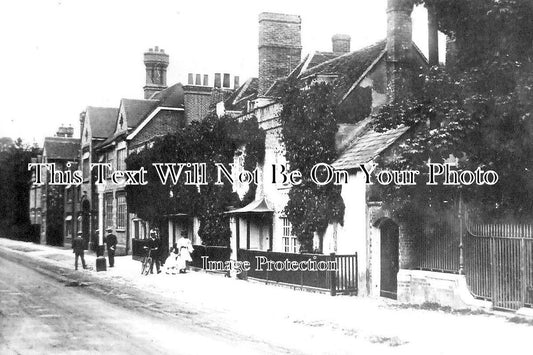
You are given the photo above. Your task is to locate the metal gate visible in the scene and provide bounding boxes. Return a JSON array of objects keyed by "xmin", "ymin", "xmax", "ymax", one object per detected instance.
[{"xmin": 464, "ymin": 219, "xmax": 533, "ymax": 310}]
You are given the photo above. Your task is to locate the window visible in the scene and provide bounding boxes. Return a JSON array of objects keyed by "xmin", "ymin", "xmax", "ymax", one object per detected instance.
[
  {"xmin": 105, "ymin": 193, "xmax": 113, "ymax": 229},
  {"xmin": 282, "ymin": 217, "xmax": 298, "ymax": 253},
  {"xmin": 133, "ymin": 220, "xmax": 140, "ymax": 239},
  {"xmin": 117, "ymin": 148, "xmax": 126, "ymax": 171},
  {"xmin": 82, "ymin": 158, "xmax": 90, "ymax": 180},
  {"xmin": 116, "ymin": 194, "xmax": 126, "ymax": 229},
  {"xmin": 106, "ymin": 151, "xmax": 114, "ymax": 178},
  {"xmin": 66, "ymin": 187, "xmax": 73, "ymax": 201}
]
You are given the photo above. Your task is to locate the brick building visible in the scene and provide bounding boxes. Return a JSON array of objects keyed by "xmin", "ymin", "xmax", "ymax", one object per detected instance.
[
  {"xmin": 87, "ymin": 47, "xmax": 237, "ymax": 255},
  {"xmin": 29, "ymin": 125, "xmax": 80, "ymax": 246}
]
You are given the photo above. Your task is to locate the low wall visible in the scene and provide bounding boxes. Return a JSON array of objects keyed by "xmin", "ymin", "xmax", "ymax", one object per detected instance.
[{"xmin": 397, "ymin": 269, "xmax": 491, "ymax": 310}]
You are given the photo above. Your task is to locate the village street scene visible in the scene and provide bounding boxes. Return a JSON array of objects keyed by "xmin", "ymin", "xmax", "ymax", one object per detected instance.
[{"xmin": 1, "ymin": 0, "xmax": 533, "ymax": 354}]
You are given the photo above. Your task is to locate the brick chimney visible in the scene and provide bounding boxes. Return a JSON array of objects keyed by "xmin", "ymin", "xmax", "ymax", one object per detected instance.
[
  {"xmin": 332, "ymin": 34, "xmax": 351, "ymax": 54},
  {"xmin": 258, "ymin": 12, "xmax": 302, "ymax": 96},
  {"xmin": 143, "ymin": 47, "xmax": 169, "ymax": 99},
  {"xmin": 386, "ymin": 0, "xmax": 414, "ymax": 102}
]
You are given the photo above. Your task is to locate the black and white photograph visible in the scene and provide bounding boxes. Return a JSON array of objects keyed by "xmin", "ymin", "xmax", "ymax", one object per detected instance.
[{"xmin": 1, "ymin": 0, "xmax": 533, "ymax": 353}]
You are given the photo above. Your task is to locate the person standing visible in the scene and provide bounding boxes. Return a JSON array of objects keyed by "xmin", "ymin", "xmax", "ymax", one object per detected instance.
[
  {"xmin": 105, "ymin": 227, "xmax": 118, "ymax": 267},
  {"xmin": 176, "ymin": 230, "xmax": 193, "ymax": 273},
  {"xmin": 72, "ymin": 232, "xmax": 86, "ymax": 270},
  {"xmin": 148, "ymin": 229, "xmax": 162, "ymax": 274}
]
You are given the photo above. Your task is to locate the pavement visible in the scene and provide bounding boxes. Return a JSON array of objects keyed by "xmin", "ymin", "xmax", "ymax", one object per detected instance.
[{"xmin": 1, "ymin": 238, "xmax": 533, "ymax": 354}]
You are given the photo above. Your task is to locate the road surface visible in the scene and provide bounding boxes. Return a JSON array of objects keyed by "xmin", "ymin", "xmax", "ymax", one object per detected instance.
[{"xmin": 0, "ymin": 253, "xmax": 294, "ymax": 354}]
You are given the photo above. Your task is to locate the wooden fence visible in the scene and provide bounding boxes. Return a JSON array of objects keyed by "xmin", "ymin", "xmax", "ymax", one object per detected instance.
[
  {"xmin": 190, "ymin": 245, "xmax": 232, "ymax": 270},
  {"xmin": 237, "ymin": 249, "xmax": 357, "ymax": 296}
]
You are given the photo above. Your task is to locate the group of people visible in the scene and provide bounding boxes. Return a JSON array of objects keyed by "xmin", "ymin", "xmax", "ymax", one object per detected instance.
[
  {"xmin": 164, "ymin": 230, "xmax": 194, "ymax": 275},
  {"xmin": 72, "ymin": 227, "xmax": 193, "ymax": 275},
  {"xmin": 71, "ymin": 227, "xmax": 118, "ymax": 270}
]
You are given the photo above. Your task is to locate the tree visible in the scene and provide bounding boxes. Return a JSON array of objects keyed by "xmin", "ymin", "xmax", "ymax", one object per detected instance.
[
  {"xmin": 125, "ymin": 115, "xmax": 265, "ymax": 246},
  {"xmin": 0, "ymin": 138, "xmax": 40, "ymax": 239},
  {"xmin": 372, "ymin": 0, "xmax": 533, "ymax": 222},
  {"xmin": 280, "ymin": 81, "xmax": 345, "ymax": 251}
]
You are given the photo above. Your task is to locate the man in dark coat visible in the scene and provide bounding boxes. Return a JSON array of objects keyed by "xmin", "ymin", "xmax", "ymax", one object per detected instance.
[
  {"xmin": 148, "ymin": 229, "xmax": 161, "ymax": 274},
  {"xmin": 72, "ymin": 232, "xmax": 86, "ymax": 270},
  {"xmin": 105, "ymin": 227, "xmax": 118, "ymax": 267}
]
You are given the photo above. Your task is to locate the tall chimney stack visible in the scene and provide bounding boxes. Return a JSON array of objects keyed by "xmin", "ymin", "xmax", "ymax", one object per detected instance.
[
  {"xmin": 386, "ymin": 0, "xmax": 414, "ymax": 102},
  {"xmin": 258, "ymin": 12, "xmax": 302, "ymax": 96},
  {"xmin": 332, "ymin": 34, "xmax": 351, "ymax": 54},
  {"xmin": 143, "ymin": 47, "xmax": 169, "ymax": 99},
  {"xmin": 427, "ymin": 3, "xmax": 439, "ymax": 66}
]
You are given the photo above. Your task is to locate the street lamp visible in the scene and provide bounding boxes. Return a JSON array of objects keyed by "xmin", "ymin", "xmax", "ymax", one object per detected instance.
[{"xmin": 96, "ymin": 181, "xmax": 107, "ymax": 272}]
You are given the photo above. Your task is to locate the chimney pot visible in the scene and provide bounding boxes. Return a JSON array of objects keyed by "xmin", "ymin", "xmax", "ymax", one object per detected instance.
[
  {"xmin": 154, "ymin": 46, "xmax": 159, "ymax": 51},
  {"xmin": 195, "ymin": 74, "xmax": 201, "ymax": 85},
  {"xmin": 234, "ymin": 76, "xmax": 240, "ymax": 89},
  {"xmin": 188, "ymin": 73, "xmax": 194, "ymax": 85},
  {"xmin": 223, "ymin": 73, "xmax": 230, "ymax": 88},
  {"xmin": 203, "ymin": 74, "xmax": 209, "ymax": 86},
  {"xmin": 214, "ymin": 73, "xmax": 222, "ymax": 88}
]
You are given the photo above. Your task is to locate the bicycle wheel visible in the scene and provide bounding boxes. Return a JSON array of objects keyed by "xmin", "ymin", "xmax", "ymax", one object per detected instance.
[{"xmin": 141, "ymin": 257, "xmax": 152, "ymax": 275}]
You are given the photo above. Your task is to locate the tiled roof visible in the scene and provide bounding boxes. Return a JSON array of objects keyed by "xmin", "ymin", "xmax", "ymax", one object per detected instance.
[
  {"xmin": 332, "ymin": 120, "xmax": 409, "ymax": 170},
  {"xmin": 86, "ymin": 106, "xmax": 118, "ymax": 138},
  {"xmin": 306, "ymin": 51, "xmax": 340, "ymax": 70},
  {"xmin": 43, "ymin": 137, "xmax": 80, "ymax": 160},
  {"xmin": 151, "ymin": 83, "xmax": 185, "ymax": 108},
  {"xmin": 301, "ymin": 40, "xmax": 387, "ymax": 95},
  {"xmin": 122, "ymin": 99, "xmax": 160, "ymax": 129},
  {"xmin": 224, "ymin": 78, "xmax": 258, "ymax": 111}
]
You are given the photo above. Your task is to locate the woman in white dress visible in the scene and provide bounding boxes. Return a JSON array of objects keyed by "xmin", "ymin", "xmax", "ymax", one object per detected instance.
[{"xmin": 176, "ymin": 231, "xmax": 193, "ymax": 273}]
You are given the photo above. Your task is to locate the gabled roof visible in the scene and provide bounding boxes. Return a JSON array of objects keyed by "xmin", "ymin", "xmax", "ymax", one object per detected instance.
[
  {"xmin": 86, "ymin": 106, "xmax": 118, "ymax": 138},
  {"xmin": 225, "ymin": 198, "xmax": 273, "ymax": 214},
  {"xmin": 265, "ymin": 41, "xmax": 387, "ymax": 98},
  {"xmin": 43, "ymin": 137, "xmax": 80, "ymax": 160},
  {"xmin": 332, "ymin": 119, "xmax": 409, "ymax": 170}
]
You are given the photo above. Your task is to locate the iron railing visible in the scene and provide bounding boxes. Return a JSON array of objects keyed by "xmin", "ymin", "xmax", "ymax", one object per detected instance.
[{"xmin": 464, "ymin": 219, "xmax": 533, "ymax": 310}]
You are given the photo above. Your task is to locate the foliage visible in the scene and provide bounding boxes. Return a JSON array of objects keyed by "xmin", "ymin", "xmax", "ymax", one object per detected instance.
[
  {"xmin": 126, "ymin": 115, "xmax": 264, "ymax": 246},
  {"xmin": 372, "ymin": 0, "xmax": 533, "ymax": 222},
  {"xmin": 280, "ymin": 81, "xmax": 345, "ymax": 251},
  {"xmin": 0, "ymin": 138, "xmax": 40, "ymax": 240}
]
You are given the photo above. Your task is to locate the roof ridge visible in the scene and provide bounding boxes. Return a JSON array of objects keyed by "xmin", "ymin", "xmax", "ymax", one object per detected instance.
[{"xmin": 300, "ymin": 39, "xmax": 386, "ymax": 78}]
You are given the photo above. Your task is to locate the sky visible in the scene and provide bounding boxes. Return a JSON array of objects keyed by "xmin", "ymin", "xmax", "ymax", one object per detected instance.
[{"xmin": 0, "ymin": 0, "xmax": 445, "ymax": 145}]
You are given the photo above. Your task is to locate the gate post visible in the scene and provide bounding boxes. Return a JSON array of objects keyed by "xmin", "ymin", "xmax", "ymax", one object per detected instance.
[
  {"xmin": 458, "ymin": 196, "xmax": 464, "ymax": 275},
  {"xmin": 330, "ymin": 252, "xmax": 336, "ymax": 296},
  {"xmin": 520, "ymin": 237, "xmax": 526, "ymax": 307}
]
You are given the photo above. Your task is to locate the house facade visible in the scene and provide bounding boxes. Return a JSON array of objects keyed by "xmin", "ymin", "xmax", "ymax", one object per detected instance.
[{"xmin": 221, "ymin": 1, "xmax": 433, "ymax": 298}]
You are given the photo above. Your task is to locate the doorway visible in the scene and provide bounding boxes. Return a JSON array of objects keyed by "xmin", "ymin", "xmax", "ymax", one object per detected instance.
[{"xmin": 380, "ymin": 219, "xmax": 399, "ymax": 299}]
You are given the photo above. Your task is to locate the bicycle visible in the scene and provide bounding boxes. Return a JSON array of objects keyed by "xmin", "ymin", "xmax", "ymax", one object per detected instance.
[{"xmin": 141, "ymin": 246, "xmax": 154, "ymax": 275}]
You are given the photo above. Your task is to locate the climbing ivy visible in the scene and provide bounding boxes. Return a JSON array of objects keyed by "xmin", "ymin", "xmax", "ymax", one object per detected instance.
[
  {"xmin": 279, "ymin": 80, "xmax": 345, "ymax": 251},
  {"xmin": 125, "ymin": 114, "xmax": 265, "ymax": 246}
]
